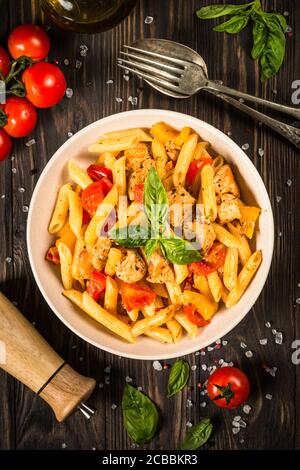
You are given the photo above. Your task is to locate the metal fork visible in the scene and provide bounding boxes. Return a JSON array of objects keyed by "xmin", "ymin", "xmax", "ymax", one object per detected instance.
[{"xmin": 117, "ymin": 44, "xmax": 300, "ymax": 149}]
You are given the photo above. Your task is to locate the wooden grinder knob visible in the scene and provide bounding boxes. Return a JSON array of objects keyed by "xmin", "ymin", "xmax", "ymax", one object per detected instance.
[{"xmin": 0, "ymin": 292, "xmax": 96, "ymax": 421}]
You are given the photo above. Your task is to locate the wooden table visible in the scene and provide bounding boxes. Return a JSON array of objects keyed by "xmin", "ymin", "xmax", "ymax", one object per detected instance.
[{"xmin": 0, "ymin": 0, "xmax": 299, "ymax": 451}]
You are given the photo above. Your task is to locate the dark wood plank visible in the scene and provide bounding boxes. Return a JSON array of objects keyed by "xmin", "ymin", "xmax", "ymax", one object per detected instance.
[{"xmin": 0, "ymin": 0, "xmax": 299, "ymax": 450}]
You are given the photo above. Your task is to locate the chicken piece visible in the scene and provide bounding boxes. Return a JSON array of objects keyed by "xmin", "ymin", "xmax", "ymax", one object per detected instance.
[
  {"xmin": 91, "ymin": 237, "xmax": 112, "ymax": 271},
  {"xmin": 168, "ymin": 185, "xmax": 196, "ymax": 227},
  {"xmin": 183, "ymin": 220, "xmax": 216, "ymax": 256},
  {"xmin": 127, "ymin": 157, "xmax": 155, "ymax": 201},
  {"xmin": 146, "ymin": 250, "xmax": 175, "ymax": 284},
  {"xmin": 217, "ymin": 193, "xmax": 242, "ymax": 224},
  {"xmin": 165, "ymin": 140, "xmax": 180, "ymax": 161},
  {"xmin": 115, "ymin": 249, "xmax": 147, "ymax": 283},
  {"xmin": 125, "ymin": 143, "xmax": 150, "ymax": 170},
  {"xmin": 214, "ymin": 164, "xmax": 240, "ymax": 199}
]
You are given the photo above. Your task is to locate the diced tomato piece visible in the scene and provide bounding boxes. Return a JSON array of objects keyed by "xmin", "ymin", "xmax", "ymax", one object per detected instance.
[
  {"xmin": 82, "ymin": 209, "xmax": 91, "ymax": 225},
  {"xmin": 133, "ymin": 183, "xmax": 144, "ymax": 203},
  {"xmin": 120, "ymin": 282, "xmax": 156, "ymax": 312},
  {"xmin": 46, "ymin": 246, "xmax": 60, "ymax": 265},
  {"xmin": 189, "ymin": 242, "xmax": 226, "ymax": 275},
  {"xmin": 87, "ymin": 165, "xmax": 113, "ymax": 183},
  {"xmin": 183, "ymin": 304, "xmax": 210, "ymax": 326},
  {"xmin": 100, "ymin": 176, "xmax": 113, "ymax": 195},
  {"xmin": 186, "ymin": 157, "xmax": 213, "ymax": 185},
  {"xmin": 81, "ymin": 177, "xmax": 113, "ymax": 218},
  {"xmin": 87, "ymin": 271, "xmax": 107, "ymax": 302}
]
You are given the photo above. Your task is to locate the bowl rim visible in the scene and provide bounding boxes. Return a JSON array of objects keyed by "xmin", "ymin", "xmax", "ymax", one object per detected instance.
[{"xmin": 27, "ymin": 109, "xmax": 274, "ymax": 360}]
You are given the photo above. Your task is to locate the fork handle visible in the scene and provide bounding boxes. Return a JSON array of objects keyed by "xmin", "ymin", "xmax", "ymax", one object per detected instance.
[
  {"xmin": 208, "ymin": 90, "xmax": 300, "ymax": 149},
  {"xmin": 206, "ymin": 80, "xmax": 300, "ymax": 121}
]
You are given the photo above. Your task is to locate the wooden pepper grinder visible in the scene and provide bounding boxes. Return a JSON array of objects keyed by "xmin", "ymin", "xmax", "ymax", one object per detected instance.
[{"xmin": 0, "ymin": 292, "xmax": 96, "ymax": 421}]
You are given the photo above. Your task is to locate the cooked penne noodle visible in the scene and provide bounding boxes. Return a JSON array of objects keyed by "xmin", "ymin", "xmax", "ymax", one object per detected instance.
[
  {"xmin": 99, "ymin": 128, "xmax": 152, "ymax": 142},
  {"xmin": 48, "ymin": 183, "xmax": 72, "ymax": 234},
  {"xmin": 200, "ymin": 164, "xmax": 218, "ymax": 221},
  {"xmin": 88, "ymin": 136, "xmax": 139, "ymax": 153},
  {"xmin": 212, "ymin": 222, "xmax": 240, "ymax": 248},
  {"xmin": 67, "ymin": 188, "xmax": 83, "ymax": 238},
  {"xmin": 166, "ymin": 318, "xmax": 183, "ymax": 343},
  {"xmin": 85, "ymin": 185, "xmax": 118, "ymax": 246},
  {"xmin": 112, "ymin": 156, "xmax": 126, "ymax": 197},
  {"xmin": 227, "ymin": 222, "xmax": 252, "ymax": 265},
  {"xmin": 104, "ymin": 277, "xmax": 118, "ymax": 314},
  {"xmin": 173, "ymin": 133, "xmax": 198, "ymax": 186},
  {"xmin": 174, "ymin": 310, "xmax": 198, "ymax": 337},
  {"xmin": 166, "ymin": 282, "xmax": 182, "ymax": 307},
  {"xmin": 174, "ymin": 126, "xmax": 191, "ymax": 147},
  {"xmin": 56, "ymin": 220, "xmax": 71, "ymax": 238},
  {"xmin": 182, "ymin": 290, "xmax": 218, "ymax": 321},
  {"xmin": 104, "ymin": 248, "xmax": 122, "ymax": 276},
  {"xmin": 193, "ymin": 273, "xmax": 214, "ymax": 302},
  {"xmin": 223, "ymin": 247, "xmax": 238, "ymax": 291},
  {"xmin": 226, "ymin": 251, "xmax": 262, "ymax": 308},
  {"xmin": 239, "ymin": 206, "xmax": 261, "ymax": 239},
  {"xmin": 152, "ymin": 137, "xmax": 168, "ymax": 180},
  {"xmin": 145, "ymin": 327, "xmax": 173, "ymax": 343},
  {"xmin": 71, "ymin": 237, "xmax": 92, "ymax": 280},
  {"xmin": 192, "ymin": 141, "xmax": 210, "ymax": 160},
  {"xmin": 173, "ymin": 264, "xmax": 189, "ymax": 285},
  {"xmin": 152, "ymin": 283, "xmax": 169, "ymax": 298},
  {"xmin": 131, "ymin": 305, "xmax": 174, "ymax": 337},
  {"xmin": 163, "ymin": 174, "xmax": 174, "ymax": 191},
  {"xmin": 212, "ymin": 156, "xmax": 224, "ymax": 173},
  {"xmin": 68, "ymin": 160, "xmax": 93, "ymax": 189},
  {"xmin": 150, "ymin": 122, "xmax": 178, "ymax": 143},
  {"xmin": 127, "ymin": 308, "xmax": 139, "ymax": 322},
  {"xmin": 56, "ymin": 228, "xmax": 76, "ymax": 290},
  {"xmin": 206, "ymin": 271, "xmax": 223, "ymax": 302},
  {"xmin": 142, "ymin": 302, "xmax": 156, "ymax": 317},
  {"xmin": 96, "ymin": 151, "xmax": 117, "ymax": 169}
]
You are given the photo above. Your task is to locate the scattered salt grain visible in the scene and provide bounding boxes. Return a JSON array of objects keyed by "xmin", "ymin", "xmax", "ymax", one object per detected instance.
[
  {"xmin": 5, "ymin": 257, "xmax": 12, "ymax": 264},
  {"xmin": 144, "ymin": 16, "xmax": 154, "ymax": 24},
  {"xmin": 258, "ymin": 148, "xmax": 264, "ymax": 157},
  {"xmin": 79, "ymin": 44, "xmax": 89, "ymax": 56},
  {"xmin": 79, "ymin": 356, "xmax": 83, "ymax": 361},
  {"xmin": 67, "ymin": 131, "xmax": 73, "ymax": 138},
  {"xmin": 240, "ymin": 342, "xmax": 247, "ymax": 349},
  {"xmin": 18, "ymin": 187, "xmax": 25, "ymax": 193},
  {"xmin": 63, "ymin": 58, "xmax": 70, "ymax": 66},
  {"xmin": 191, "ymin": 365, "xmax": 197, "ymax": 371},
  {"xmin": 243, "ymin": 404, "xmax": 252, "ymax": 414},
  {"xmin": 128, "ymin": 95, "xmax": 138, "ymax": 106},
  {"xmin": 195, "ymin": 351, "xmax": 200, "ymax": 356},
  {"xmin": 219, "ymin": 359, "xmax": 224, "ymax": 365},
  {"xmin": 259, "ymin": 338, "xmax": 268, "ymax": 345},
  {"xmin": 278, "ymin": 231, "xmax": 282, "ymax": 237},
  {"xmin": 11, "ymin": 155, "xmax": 15, "ymax": 161},
  {"xmin": 153, "ymin": 360, "xmax": 162, "ymax": 371},
  {"xmin": 207, "ymin": 346, "xmax": 214, "ymax": 352},
  {"xmin": 201, "ymin": 389, "xmax": 207, "ymax": 396},
  {"xmin": 215, "ymin": 338, "xmax": 221, "ymax": 344},
  {"xmin": 75, "ymin": 60, "xmax": 82, "ymax": 69},
  {"xmin": 239, "ymin": 98, "xmax": 244, "ymax": 103},
  {"xmin": 25, "ymin": 138, "xmax": 36, "ymax": 147},
  {"xmin": 245, "ymin": 350, "xmax": 253, "ymax": 358},
  {"xmin": 71, "ymin": 344, "xmax": 77, "ymax": 349},
  {"xmin": 12, "ymin": 168, "xmax": 17, "ymax": 173},
  {"xmin": 66, "ymin": 88, "xmax": 73, "ymax": 98},
  {"xmin": 111, "ymin": 404, "xmax": 117, "ymax": 410},
  {"xmin": 227, "ymin": 131, "xmax": 232, "ymax": 136},
  {"xmin": 115, "ymin": 97, "xmax": 123, "ymax": 103},
  {"xmin": 265, "ymin": 321, "xmax": 271, "ymax": 328},
  {"xmin": 276, "ymin": 195, "xmax": 282, "ymax": 203},
  {"xmin": 296, "ymin": 298, "xmax": 300, "ymax": 304},
  {"xmin": 271, "ymin": 328, "xmax": 277, "ymax": 335},
  {"xmin": 200, "ymin": 350, "xmax": 206, "ymax": 356},
  {"xmin": 106, "ymin": 79, "xmax": 114, "ymax": 84},
  {"xmin": 233, "ymin": 416, "xmax": 241, "ymax": 422},
  {"xmin": 200, "ymin": 401, "xmax": 207, "ymax": 408},
  {"xmin": 1, "ymin": 194, "xmax": 5, "ymax": 199},
  {"xmin": 137, "ymin": 386, "xmax": 143, "ymax": 391},
  {"xmin": 232, "ymin": 427, "xmax": 240, "ymax": 434},
  {"xmin": 241, "ymin": 143, "xmax": 249, "ymax": 151},
  {"xmin": 286, "ymin": 179, "xmax": 292, "ymax": 186},
  {"xmin": 228, "ymin": 361, "xmax": 234, "ymax": 367},
  {"xmin": 123, "ymin": 74, "xmax": 130, "ymax": 82},
  {"xmin": 239, "ymin": 419, "xmax": 247, "ymax": 428},
  {"xmin": 265, "ymin": 393, "xmax": 273, "ymax": 400},
  {"xmin": 61, "ymin": 443, "xmax": 67, "ymax": 449},
  {"xmin": 104, "ymin": 365, "xmax": 111, "ymax": 374},
  {"xmin": 186, "ymin": 399, "xmax": 193, "ymax": 408},
  {"xmin": 125, "ymin": 376, "xmax": 133, "ymax": 383},
  {"xmin": 221, "ymin": 362, "xmax": 229, "ymax": 367},
  {"xmin": 186, "ymin": 421, "xmax": 193, "ymax": 428},
  {"xmin": 99, "ymin": 383, "xmax": 104, "ymax": 388},
  {"xmin": 275, "ymin": 332, "xmax": 283, "ymax": 344},
  {"xmin": 201, "ymin": 364, "xmax": 207, "ymax": 371},
  {"xmin": 239, "ymin": 439, "xmax": 245, "ymax": 444},
  {"xmin": 232, "ymin": 421, "xmax": 240, "ymax": 428},
  {"xmin": 285, "ymin": 25, "xmax": 293, "ymax": 33},
  {"xmin": 105, "ymin": 376, "xmax": 110, "ymax": 385},
  {"xmin": 222, "ymin": 340, "xmax": 228, "ymax": 346},
  {"xmin": 22, "ymin": 205, "xmax": 29, "ymax": 213}
]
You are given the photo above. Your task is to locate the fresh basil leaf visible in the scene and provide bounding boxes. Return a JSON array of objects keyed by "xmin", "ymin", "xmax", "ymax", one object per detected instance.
[
  {"xmin": 122, "ymin": 384, "xmax": 159, "ymax": 444},
  {"xmin": 268, "ymin": 12, "xmax": 287, "ymax": 32},
  {"xmin": 160, "ymin": 237, "xmax": 201, "ymax": 265},
  {"xmin": 251, "ymin": 18, "xmax": 267, "ymax": 59},
  {"xmin": 167, "ymin": 360, "xmax": 190, "ymax": 397},
  {"xmin": 109, "ymin": 224, "xmax": 149, "ymax": 247},
  {"xmin": 213, "ymin": 13, "xmax": 250, "ymax": 33},
  {"xmin": 144, "ymin": 238, "xmax": 159, "ymax": 258},
  {"xmin": 259, "ymin": 13, "xmax": 286, "ymax": 81},
  {"xmin": 196, "ymin": 2, "xmax": 254, "ymax": 19},
  {"xmin": 144, "ymin": 167, "xmax": 168, "ymax": 234},
  {"xmin": 181, "ymin": 418, "xmax": 213, "ymax": 450}
]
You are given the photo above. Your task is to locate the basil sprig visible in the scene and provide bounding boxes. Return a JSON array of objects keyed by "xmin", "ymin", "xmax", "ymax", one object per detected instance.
[
  {"xmin": 167, "ymin": 359, "xmax": 190, "ymax": 397},
  {"xmin": 109, "ymin": 167, "xmax": 201, "ymax": 264},
  {"xmin": 196, "ymin": 0, "xmax": 287, "ymax": 81},
  {"xmin": 122, "ymin": 384, "xmax": 159, "ymax": 444},
  {"xmin": 181, "ymin": 418, "xmax": 213, "ymax": 450}
]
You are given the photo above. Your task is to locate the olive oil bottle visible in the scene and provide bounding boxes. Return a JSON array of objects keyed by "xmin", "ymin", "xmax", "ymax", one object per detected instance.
[{"xmin": 41, "ymin": 0, "xmax": 137, "ymax": 33}]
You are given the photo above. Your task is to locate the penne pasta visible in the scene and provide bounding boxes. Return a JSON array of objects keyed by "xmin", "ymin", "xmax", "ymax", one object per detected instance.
[
  {"xmin": 174, "ymin": 310, "xmax": 198, "ymax": 337},
  {"xmin": 88, "ymin": 136, "xmax": 139, "ymax": 153},
  {"xmin": 173, "ymin": 133, "xmax": 198, "ymax": 186},
  {"xmin": 206, "ymin": 271, "xmax": 223, "ymax": 302},
  {"xmin": 104, "ymin": 247, "xmax": 122, "ymax": 276},
  {"xmin": 200, "ymin": 164, "xmax": 218, "ymax": 221},
  {"xmin": 150, "ymin": 122, "xmax": 178, "ymax": 143},
  {"xmin": 166, "ymin": 282, "xmax": 182, "ymax": 307},
  {"xmin": 96, "ymin": 151, "xmax": 117, "ymax": 169},
  {"xmin": 104, "ymin": 277, "xmax": 118, "ymax": 314},
  {"xmin": 223, "ymin": 247, "xmax": 238, "ymax": 291},
  {"xmin": 193, "ymin": 273, "xmax": 214, "ymax": 302},
  {"xmin": 145, "ymin": 327, "xmax": 173, "ymax": 343},
  {"xmin": 182, "ymin": 290, "xmax": 218, "ymax": 321},
  {"xmin": 174, "ymin": 127, "xmax": 191, "ymax": 147},
  {"xmin": 173, "ymin": 263, "xmax": 189, "ymax": 285},
  {"xmin": 239, "ymin": 206, "xmax": 261, "ymax": 239},
  {"xmin": 227, "ymin": 221, "xmax": 252, "ymax": 265},
  {"xmin": 212, "ymin": 156, "xmax": 224, "ymax": 173},
  {"xmin": 212, "ymin": 222, "xmax": 240, "ymax": 248},
  {"xmin": 127, "ymin": 309, "xmax": 139, "ymax": 322},
  {"xmin": 48, "ymin": 183, "xmax": 72, "ymax": 234},
  {"xmin": 68, "ymin": 160, "xmax": 93, "ymax": 189},
  {"xmin": 67, "ymin": 188, "xmax": 83, "ymax": 239},
  {"xmin": 99, "ymin": 128, "xmax": 152, "ymax": 143},
  {"xmin": 166, "ymin": 318, "xmax": 183, "ymax": 343},
  {"xmin": 112, "ymin": 156, "xmax": 126, "ymax": 197},
  {"xmin": 56, "ymin": 228, "xmax": 76, "ymax": 290},
  {"xmin": 131, "ymin": 305, "xmax": 174, "ymax": 337},
  {"xmin": 152, "ymin": 137, "xmax": 168, "ymax": 180},
  {"xmin": 71, "ymin": 236, "xmax": 92, "ymax": 280},
  {"xmin": 152, "ymin": 283, "xmax": 169, "ymax": 298},
  {"xmin": 226, "ymin": 251, "xmax": 262, "ymax": 308}
]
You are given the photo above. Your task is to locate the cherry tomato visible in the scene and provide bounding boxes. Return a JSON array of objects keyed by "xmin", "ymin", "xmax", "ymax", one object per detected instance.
[
  {"xmin": 120, "ymin": 282, "xmax": 156, "ymax": 312},
  {"xmin": 2, "ymin": 96, "xmax": 37, "ymax": 138},
  {"xmin": 99, "ymin": 176, "xmax": 113, "ymax": 194},
  {"xmin": 87, "ymin": 164, "xmax": 113, "ymax": 182},
  {"xmin": 87, "ymin": 272, "xmax": 107, "ymax": 302},
  {"xmin": 22, "ymin": 62, "xmax": 66, "ymax": 108},
  {"xmin": 0, "ymin": 128, "xmax": 12, "ymax": 161},
  {"xmin": 207, "ymin": 367, "xmax": 250, "ymax": 409},
  {"xmin": 186, "ymin": 157, "xmax": 213, "ymax": 185},
  {"xmin": 0, "ymin": 46, "xmax": 10, "ymax": 77},
  {"xmin": 133, "ymin": 183, "xmax": 144, "ymax": 203},
  {"xmin": 183, "ymin": 304, "xmax": 210, "ymax": 327},
  {"xmin": 8, "ymin": 24, "xmax": 50, "ymax": 61},
  {"xmin": 81, "ymin": 181, "xmax": 104, "ymax": 218},
  {"xmin": 46, "ymin": 246, "xmax": 60, "ymax": 265},
  {"xmin": 189, "ymin": 242, "xmax": 226, "ymax": 275},
  {"xmin": 82, "ymin": 209, "xmax": 91, "ymax": 225}
]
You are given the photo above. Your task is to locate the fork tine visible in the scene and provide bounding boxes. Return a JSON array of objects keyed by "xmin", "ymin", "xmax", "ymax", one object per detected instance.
[
  {"xmin": 117, "ymin": 63, "xmax": 184, "ymax": 94},
  {"xmin": 117, "ymin": 58, "xmax": 180, "ymax": 83},
  {"xmin": 120, "ymin": 51, "xmax": 183, "ymax": 74},
  {"xmin": 123, "ymin": 45, "xmax": 190, "ymax": 67}
]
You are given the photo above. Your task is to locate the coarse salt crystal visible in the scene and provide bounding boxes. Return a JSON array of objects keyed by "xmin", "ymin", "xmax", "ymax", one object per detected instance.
[
  {"xmin": 215, "ymin": 338, "xmax": 221, "ymax": 344},
  {"xmin": 201, "ymin": 364, "xmax": 207, "ymax": 371},
  {"xmin": 195, "ymin": 351, "xmax": 200, "ymax": 356},
  {"xmin": 61, "ymin": 443, "xmax": 67, "ymax": 449},
  {"xmin": 245, "ymin": 350, "xmax": 253, "ymax": 358},
  {"xmin": 285, "ymin": 25, "xmax": 293, "ymax": 33},
  {"xmin": 221, "ymin": 362, "xmax": 229, "ymax": 368},
  {"xmin": 5, "ymin": 257, "xmax": 12, "ymax": 263},
  {"xmin": 200, "ymin": 350, "xmax": 206, "ymax": 356},
  {"xmin": 105, "ymin": 376, "xmax": 110, "ymax": 384},
  {"xmin": 12, "ymin": 168, "xmax": 17, "ymax": 173},
  {"xmin": 232, "ymin": 421, "xmax": 240, "ymax": 428},
  {"xmin": 219, "ymin": 359, "xmax": 224, "ymax": 365},
  {"xmin": 222, "ymin": 340, "xmax": 228, "ymax": 346},
  {"xmin": 259, "ymin": 338, "xmax": 268, "ymax": 345},
  {"xmin": 228, "ymin": 362, "xmax": 234, "ymax": 367},
  {"xmin": 75, "ymin": 60, "xmax": 82, "ymax": 69},
  {"xmin": 104, "ymin": 365, "xmax": 111, "ymax": 374},
  {"xmin": 111, "ymin": 404, "xmax": 117, "ymax": 410},
  {"xmin": 233, "ymin": 416, "xmax": 241, "ymax": 422},
  {"xmin": 191, "ymin": 365, "xmax": 197, "ymax": 371},
  {"xmin": 115, "ymin": 97, "xmax": 123, "ymax": 103},
  {"xmin": 79, "ymin": 356, "xmax": 83, "ymax": 361},
  {"xmin": 276, "ymin": 195, "xmax": 282, "ymax": 203},
  {"xmin": 265, "ymin": 393, "xmax": 273, "ymax": 400},
  {"xmin": 128, "ymin": 95, "xmax": 138, "ymax": 105},
  {"xmin": 296, "ymin": 298, "xmax": 300, "ymax": 304},
  {"xmin": 241, "ymin": 143, "xmax": 249, "ymax": 151},
  {"xmin": 200, "ymin": 401, "xmax": 207, "ymax": 408},
  {"xmin": 272, "ymin": 328, "xmax": 277, "ymax": 335},
  {"xmin": 137, "ymin": 386, "xmax": 142, "ymax": 391},
  {"xmin": 286, "ymin": 179, "xmax": 292, "ymax": 186},
  {"xmin": 227, "ymin": 131, "xmax": 232, "ymax": 136},
  {"xmin": 243, "ymin": 404, "xmax": 252, "ymax": 414},
  {"xmin": 186, "ymin": 399, "xmax": 193, "ymax": 408},
  {"xmin": 22, "ymin": 205, "xmax": 29, "ymax": 213},
  {"xmin": 123, "ymin": 74, "xmax": 130, "ymax": 81},
  {"xmin": 265, "ymin": 321, "xmax": 271, "ymax": 328},
  {"xmin": 25, "ymin": 138, "xmax": 36, "ymax": 147},
  {"xmin": 18, "ymin": 187, "xmax": 25, "ymax": 193},
  {"xmin": 125, "ymin": 376, "xmax": 133, "ymax": 383},
  {"xmin": 232, "ymin": 427, "xmax": 240, "ymax": 434},
  {"xmin": 1, "ymin": 194, "xmax": 5, "ymax": 199},
  {"xmin": 275, "ymin": 332, "xmax": 283, "ymax": 344},
  {"xmin": 239, "ymin": 420, "xmax": 247, "ymax": 428},
  {"xmin": 144, "ymin": 16, "xmax": 154, "ymax": 24},
  {"xmin": 79, "ymin": 44, "xmax": 89, "ymax": 56},
  {"xmin": 63, "ymin": 58, "xmax": 70, "ymax": 66},
  {"xmin": 99, "ymin": 383, "xmax": 104, "ymax": 388},
  {"xmin": 66, "ymin": 88, "xmax": 73, "ymax": 98},
  {"xmin": 258, "ymin": 148, "xmax": 264, "ymax": 157},
  {"xmin": 186, "ymin": 421, "xmax": 193, "ymax": 428},
  {"xmin": 207, "ymin": 346, "xmax": 214, "ymax": 352},
  {"xmin": 153, "ymin": 360, "xmax": 162, "ymax": 371},
  {"xmin": 283, "ymin": 11, "xmax": 289, "ymax": 16},
  {"xmin": 239, "ymin": 98, "xmax": 245, "ymax": 103},
  {"xmin": 106, "ymin": 79, "xmax": 114, "ymax": 84},
  {"xmin": 240, "ymin": 342, "xmax": 247, "ymax": 349}
]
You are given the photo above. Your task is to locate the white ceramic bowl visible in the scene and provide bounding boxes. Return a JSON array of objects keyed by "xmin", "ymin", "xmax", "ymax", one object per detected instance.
[{"xmin": 27, "ymin": 109, "xmax": 274, "ymax": 360}]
